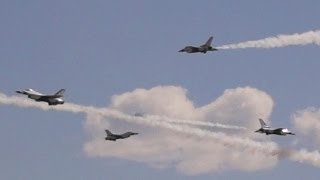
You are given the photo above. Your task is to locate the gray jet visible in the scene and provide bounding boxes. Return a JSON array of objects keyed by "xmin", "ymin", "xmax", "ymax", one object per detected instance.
[
  {"xmin": 179, "ymin": 36, "xmax": 218, "ymax": 53},
  {"xmin": 134, "ymin": 112, "xmax": 144, "ymax": 117},
  {"xmin": 255, "ymin": 119, "xmax": 295, "ymax": 136},
  {"xmin": 16, "ymin": 88, "xmax": 65, "ymax": 105},
  {"xmin": 105, "ymin": 130, "xmax": 138, "ymax": 141}
]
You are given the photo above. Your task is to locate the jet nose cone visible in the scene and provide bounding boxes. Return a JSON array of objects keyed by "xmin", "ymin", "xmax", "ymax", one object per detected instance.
[{"xmin": 178, "ymin": 49, "xmax": 185, "ymax": 52}]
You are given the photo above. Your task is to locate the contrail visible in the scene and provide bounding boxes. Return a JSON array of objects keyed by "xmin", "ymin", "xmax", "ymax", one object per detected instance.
[
  {"xmin": 96, "ymin": 109, "xmax": 277, "ymax": 155},
  {"xmin": 0, "ymin": 93, "xmax": 270, "ymax": 153},
  {"xmin": 146, "ymin": 115, "xmax": 247, "ymax": 130},
  {"xmin": 1, "ymin": 92, "xmax": 320, "ymax": 168},
  {"xmin": 0, "ymin": 93, "xmax": 274, "ymax": 153},
  {"xmin": 0, "ymin": 93, "xmax": 99, "ymax": 114},
  {"xmin": 217, "ymin": 30, "xmax": 320, "ymax": 49},
  {"xmin": 273, "ymin": 148, "xmax": 320, "ymax": 168},
  {"xmin": 0, "ymin": 93, "xmax": 245, "ymax": 130}
]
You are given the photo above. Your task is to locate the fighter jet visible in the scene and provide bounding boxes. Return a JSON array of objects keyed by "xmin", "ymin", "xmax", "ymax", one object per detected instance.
[
  {"xmin": 134, "ymin": 112, "xmax": 144, "ymax": 117},
  {"xmin": 104, "ymin": 130, "xmax": 138, "ymax": 141},
  {"xmin": 16, "ymin": 88, "xmax": 65, "ymax": 105},
  {"xmin": 255, "ymin": 119, "xmax": 295, "ymax": 136},
  {"xmin": 178, "ymin": 36, "xmax": 218, "ymax": 53}
]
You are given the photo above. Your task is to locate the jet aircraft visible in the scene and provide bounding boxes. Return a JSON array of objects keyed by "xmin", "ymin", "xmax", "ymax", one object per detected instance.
[
  {"xmin": 255, "ymin": 119, "xmax": 295, "ymax": 136},
  {"xmin": 179, "ymin": 36, "xmax": 218, "ymax": 53},
  {"xmin": 104, "ymin": 130, "xmax": 138, "ymax": 141},
  {"xmin": 16, "ymin": 88, "xmax": 65, "ymax": 105},
  {"xmin": 134, "ymin": 112, "xmax": 144, "ymax": 117}
]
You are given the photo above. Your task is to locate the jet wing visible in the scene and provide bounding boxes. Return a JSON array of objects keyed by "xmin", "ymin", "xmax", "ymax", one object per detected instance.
[
  {"xmin": 25, "ymin": 89, "xmax": 44, "ymax": 96},
  {"xmin": 23, "ymin": 90, "xmax": 44, "ymax": 99},
  {"xmin": 30, "ymin": 94, "xmax": 44, "ymax": 99}
]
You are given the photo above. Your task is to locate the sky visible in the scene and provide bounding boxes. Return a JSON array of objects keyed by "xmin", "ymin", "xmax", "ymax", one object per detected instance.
[{"xmin": 1, "ymin": 0, "xmax": 320, "ymax": 179}]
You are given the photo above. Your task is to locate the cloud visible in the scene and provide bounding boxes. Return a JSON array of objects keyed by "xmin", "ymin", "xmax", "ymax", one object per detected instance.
[
  {"xmin": 111, "ymin": 86, "xmax": 196, "ymax": 119},
  {"xmin": 84, "ymin": 86, "xmax": 278, "ymax": 174},
  {"xmin": 2, "ymin": 87, "xmax": 320, "ymax": 174},
  {"xmin": 198, "ymin": 87, "xmax": 274, "ymax": 132},
  {"xmin": 292, "ymin": 107, "xmax": 320, "ymax": 146}
]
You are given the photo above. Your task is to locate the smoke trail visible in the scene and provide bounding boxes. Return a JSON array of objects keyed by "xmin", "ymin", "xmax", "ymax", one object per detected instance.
[
  {"xmin": 1, "ymin": 92, "xmax": 320, "ymax": 168},
  {"xmin": 291, "ymin": 149, "xmax": 320, "ymax": 167},
  {"xmin": 0, "ymin": 93, "xmax": 98, "ymax": 114},
  {"xmin": 217, "ymin": 30, "xmax": 320, "ymax": 49},
  {"xmin": 0, "ymin": 93, "xmax": 274, "ymax": 153},
  {"xmin": 146, "ymin": 115, "xmax": 247, "ymax": 130},
  {"xmin": 273, "ymin": 148, "xmax": 320, "ymax": 168},
  {"xmin": 0, "ymin": 93, "xmax": 245, "ymax": 130},
  {"xmin": 99, "ymin": 110, "xmax": 273, "ymax": 151}
]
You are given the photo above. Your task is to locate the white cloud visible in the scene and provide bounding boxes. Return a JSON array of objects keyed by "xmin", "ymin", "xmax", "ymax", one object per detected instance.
[
  {"xmin": 199, "ymin": 87, "xmax": 274, "ymax": 132},
  {"xmin": 293, "ymin": 107, "xmax": 320, "ymax": 146},
  {"xmin": 2, "ymin": 88, "xmax": 320, "ymax": 174},
  {"xmin": 84, "ymin": 86, "xmax": 277, "ymax": 174},
  {"xmin": 111, "ymin": 86, "xmax": 196, "ymax": 119}
]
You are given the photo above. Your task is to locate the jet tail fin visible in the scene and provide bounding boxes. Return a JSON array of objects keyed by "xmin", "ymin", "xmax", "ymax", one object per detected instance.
[
  {"xmin": 105, "ymin": 129, "xmax": 113, "ymax": 136},
  {"xmin": 259, "ymin": 118, "xmax": 270, "ymax": 128},
  {"xmin": 203, "ymin": 36, "xmax": 213, "ymax": 47},
  {"xmin": 54, "ymin": 89, "xmax": 65, "ymax": 97}
]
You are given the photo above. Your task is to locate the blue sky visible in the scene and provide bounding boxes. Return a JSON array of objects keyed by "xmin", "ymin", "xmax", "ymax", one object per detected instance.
[{"xmin": 1, "ymin": 1, "xmax": 320, "ymax": 179}]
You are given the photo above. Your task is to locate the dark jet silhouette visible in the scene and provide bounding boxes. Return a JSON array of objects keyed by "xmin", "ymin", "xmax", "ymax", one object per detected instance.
[
  {"xmin": 255, "ymin": 119, "xmax": 295, "ymax": 136},
  {"xmin": 16, "ymin": 88, "xmax": 65, "ymax": 105},
  {"xmin": 179, "ymin": 36, "xmax": 218, "ymax": 54},
  {"xmin": 104, "ymin": 130, "xmax": 138, "ymax": 141},
  {"xmin": 134, "ymin": 112, "xmax": 144, "ymax": 117}
]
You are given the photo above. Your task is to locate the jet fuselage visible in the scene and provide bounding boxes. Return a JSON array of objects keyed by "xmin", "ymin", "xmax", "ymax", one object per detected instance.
[
  {"xmin": 179, "ymin": 46, "xmax": 218, "ymax": 54},
  {"xmin": 105, "ymin": 130, "xmax": 138, "ymax": 141},
  {"xmin": 16, "ymin": 88, "xmax": 65, "ymax": 105},
  {"xmin": 179, "ymin": 36, "xmax": 218, "ymax": 54},
  {"xmin": 255, "ymin": 118, "xmax": 295, "ymax": 136},
  {"xmin": 255, "ymin": 128, "xmax": 295, "ymax": 136}
]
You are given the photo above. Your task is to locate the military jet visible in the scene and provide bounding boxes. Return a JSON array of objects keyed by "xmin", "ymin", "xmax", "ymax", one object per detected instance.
[
  {"xmin": 134, "ymin": 112, "xmax": 144, "ymax": 117},
  {"xmin": 255, "ymin": 119, "xmax": 295, "ymax": 136},
  {"xmin": 105, "ymin": 130, "xmax": 138, "ymax": 141},
  {"xmin": 178, "ymin": 36, "xmax": 218, "ymax": 53},
  {"xmin": 16, "ymin": 88, "xmax": 65, "ymax": 105}
]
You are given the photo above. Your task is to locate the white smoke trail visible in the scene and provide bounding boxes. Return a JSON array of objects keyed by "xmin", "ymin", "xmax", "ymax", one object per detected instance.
[
  {"xmin": 99, "ymin": 110, "xmax": 274, "ymax": 152},
  {"xmin": 291, "ymin": 149, "xmax": 320, "ymax": 168},
  {"xmin": 0, "ymin": 93, "xmax": 99, "ymax": 114},
  {"xmin": 0, "ymin": 93, "xmax": 245, "ymax": 130},
  {"xmin": 1, "ymin": 92, "xmax": 320, "ymax": 167},
  {"xmin": 0, "ymin": 93, "xmax": 274, "ymax": 153},
  {"xmin": 146, "ymin": 115, "xmax": 247, "ymax": 130},
  {"xmin": 217, "ymin": 30, "xmax": 320, "ymax": 49}
]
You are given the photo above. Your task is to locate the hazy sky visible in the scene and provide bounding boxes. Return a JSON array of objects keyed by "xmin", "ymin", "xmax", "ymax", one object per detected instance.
[{"xmin": 1, "ymin": 1, "xmax": 320, "ymax": 179}]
